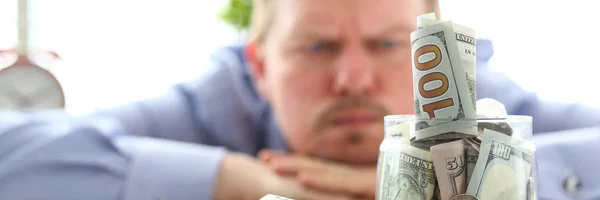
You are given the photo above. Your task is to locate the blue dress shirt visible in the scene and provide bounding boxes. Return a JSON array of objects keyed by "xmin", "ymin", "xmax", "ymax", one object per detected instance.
[{"xmin": 1, "ymin": 40, "xmax": 599, "ymax": 200}]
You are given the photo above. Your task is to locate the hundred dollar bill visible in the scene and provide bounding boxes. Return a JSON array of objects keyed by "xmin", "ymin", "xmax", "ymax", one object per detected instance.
[
  {"xmin": 466, "ymin": 129, "xmax": 533, "ymax": 200},
  {"xmin": 431, "ymin": 139, "xmax": 467, "ymax": 200},
  {"xmin": 377, "ymin": 140, "xmax": 437, "ymax": 200},
  {"xmin": 417, "ymin": 13, "xmax": 477, "ymax": 110},
  {"xmin": 411, "ymin": 19, "xmax": 477, "ymax": 143}
]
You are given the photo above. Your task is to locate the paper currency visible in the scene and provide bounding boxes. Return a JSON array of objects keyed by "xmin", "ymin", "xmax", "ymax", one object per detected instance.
[
  {"xmin": 465, "ymin": 142, "xmax": 479, "ymax": 183},
  {"xmin": 387, "ymin": 120, "xmax": 413, "ymax": 142},
  {"xmin": 260, "ymin": 194, "xmax": 294, "ymax": 200},
  {"xmin": 476, "ymin": 98, "xmax": 508, "ymax": 119},
  {"xmin": 416, "ymin": 13, "xmax": 477, "ymax": 113},
  {"xmin": 466, "ymin": 129, "xmax": 534, "ymax": 200},
  {"xmin": 431, "ymin": 139, "xmax": 467, "ymax": 200},
  {"xmin": 526, "ymin": 177, "xmax": 535, "ymax": 200},
  {"xmin": 378, "ymin": 142, "xmax": 437, "ymax": 200},
  {"xmin": 411, "ymin": 14, "xmax": 477, "ymax": 144},
  {"xmin": 417, "ymin": 12, "xmax": 441, "ymax": 29},
  {"xmin": 410, "ymin": 136, "xmax": 461, "ymax": 150},
  {"xmin": 417, "ymin": 13, "xmax": 477, "ymax": 100},
  {"xmin": 477, "ymin": 122, "xmax": 513, "ymax": 138},
  {"xmin": 464, "ymin": 137, "xmax": 480, "ymax": 152},
  {"xmin": 453, "ymin": 24, "xmax": 477, "ymax": 108}
]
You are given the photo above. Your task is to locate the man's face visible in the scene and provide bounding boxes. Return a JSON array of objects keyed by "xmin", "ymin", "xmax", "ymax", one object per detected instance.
[{"xmin": 250, "ymin": 0, "xmax": 424, "ymax": 164}]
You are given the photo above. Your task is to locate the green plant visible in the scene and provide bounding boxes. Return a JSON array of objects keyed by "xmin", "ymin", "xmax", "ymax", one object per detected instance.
[{"xmin": 219, "ymin": 0, "xmax": 253, "ymax": 30}]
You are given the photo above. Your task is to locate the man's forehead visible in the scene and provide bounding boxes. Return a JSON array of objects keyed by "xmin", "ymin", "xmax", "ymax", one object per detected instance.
[{"xmin": 276, "ymin": 0, "xmax": 422, "ymax": 39}]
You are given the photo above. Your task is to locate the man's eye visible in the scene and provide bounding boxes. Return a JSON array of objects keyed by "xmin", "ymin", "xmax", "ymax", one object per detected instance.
[
  {"xmin": 378, "ymin": 40, "xmax": 398, "ymax": 49},
  {"xmin": 309, "ymin": 42, "xmax": 328, "ymax": 52}
]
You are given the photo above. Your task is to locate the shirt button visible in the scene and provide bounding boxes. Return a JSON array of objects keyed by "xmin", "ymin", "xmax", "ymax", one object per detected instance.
[{"xmin": 563, "ymin": 172, "xmax": 581, "ymax": 197}]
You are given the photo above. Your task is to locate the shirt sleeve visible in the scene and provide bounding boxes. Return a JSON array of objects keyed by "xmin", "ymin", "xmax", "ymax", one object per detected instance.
[
  {"xmin": 533, "ymin": 127, "xmax": 600, "ymax": 200},
  {"xmin": 0, "ymin": 111, "xmax": 226, "ymax": 200},
  {"xmin": 90, "ymin": 46, "xmax": 268, "ymax": 154},
  {"xmin": 91, "ymin": 85, "xmax": 206, "ymax": 144}
]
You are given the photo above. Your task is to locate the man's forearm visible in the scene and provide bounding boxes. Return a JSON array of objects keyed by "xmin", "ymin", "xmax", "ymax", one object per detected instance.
[{"xmin": 214, "ymin": 153, "xmax": 267, "ymax": 200}]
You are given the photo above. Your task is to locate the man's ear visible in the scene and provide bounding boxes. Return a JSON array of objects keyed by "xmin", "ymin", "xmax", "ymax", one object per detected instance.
[{"xmin": 245, "ymin": 41, "xmax": 272, "ymax": 102}]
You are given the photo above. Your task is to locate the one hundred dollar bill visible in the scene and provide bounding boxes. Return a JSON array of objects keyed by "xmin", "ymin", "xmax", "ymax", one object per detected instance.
[
  {"xmin": 431, "ymin": 139, "xmax": 467, "ymax": 200},
  {"xmin": 466, "ymin": 129, "xmax": 533, "ymax": 200},
  {"xmin": 418, "ymin": 13, "xmax": 477, "ymax": 109},
  {"xmin": 411, "ymin": 17, "xmax": 477, "ymax": 143},
  {"xmin": 377, "ymin": 141, "xmax": 437, "ymax": 200}
]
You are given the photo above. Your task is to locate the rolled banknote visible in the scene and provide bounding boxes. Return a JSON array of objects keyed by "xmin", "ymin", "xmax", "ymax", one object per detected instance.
[
  {"xmin": 416, "ymin": 13, "xmax": 477, "ymax": 113},
  {"xmin": 377, "ymin": 140, "xmax": 437, "ymax": 200},
  {"xmin": 411, "ymin": 14, "xmax": 477, "ymax": 144},
  {"xmin": 431, "ymin": 139, "xmax": 467, "ymax": 200},
  {"xmin": 466, "ymin": 129, "xmax": 534, "ymax": 200}
]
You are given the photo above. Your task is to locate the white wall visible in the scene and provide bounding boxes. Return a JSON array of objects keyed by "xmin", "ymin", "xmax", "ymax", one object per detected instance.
[{"xmin": 440, "ymin": 0, "xmax": 600, "ymax": 106}]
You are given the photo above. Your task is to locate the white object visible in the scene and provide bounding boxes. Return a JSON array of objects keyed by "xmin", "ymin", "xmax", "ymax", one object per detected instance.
[
  {"xmin": 260, "ymin": 194, "xmax": 294, "ymax": 200},
  {"xmin": 476, "ymin": 98, "xmax": 508, "ymax": 118},
  {"xmin": 0, "ymin": 65, "xmax": 65, "ymax": 110}
]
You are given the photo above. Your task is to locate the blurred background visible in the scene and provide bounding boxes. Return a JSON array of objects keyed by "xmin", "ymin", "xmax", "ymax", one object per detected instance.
[{"xmin": 0, "ymin": 0, "xmax": 597, "ymax": 115}]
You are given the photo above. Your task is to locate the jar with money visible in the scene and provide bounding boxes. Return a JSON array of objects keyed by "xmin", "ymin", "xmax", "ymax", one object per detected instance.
[{"xmin": 376, "ymin": 115, "xmax": 538, "ymax": 200}]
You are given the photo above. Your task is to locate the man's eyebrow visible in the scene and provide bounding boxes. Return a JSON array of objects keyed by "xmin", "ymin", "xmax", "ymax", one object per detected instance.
[
  {"xmin": 287, "ymin": 30, "xmax": 339, "ymax": 42},
  {"xmin": 372, "ymin": 24, "xmax": 414, "ymax": 37}
]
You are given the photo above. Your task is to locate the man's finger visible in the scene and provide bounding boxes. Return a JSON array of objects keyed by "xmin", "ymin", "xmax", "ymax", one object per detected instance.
[
  {"xmin": 297, "ymin": 168, "xmax": 376, "ymax": 197},
  {"xmin": 266, "ymin": 155, "xmax": 330, "ymax": 175},
  {"xmin": 275, "ymin": 173, "xmax": 361, "ymax": 200},
  {"xmin": 268, "ymin": 156, "xmax": 311, "ymax": 175},
  {"xmin": 258, "ymin": 149, "xmax": 288, "ymax": 163}
]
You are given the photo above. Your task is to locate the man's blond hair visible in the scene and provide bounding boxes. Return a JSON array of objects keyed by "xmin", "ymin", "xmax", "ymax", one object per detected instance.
[{"xmin": 248, "ymin": 0, "xmax": 440, "ymax": 44}]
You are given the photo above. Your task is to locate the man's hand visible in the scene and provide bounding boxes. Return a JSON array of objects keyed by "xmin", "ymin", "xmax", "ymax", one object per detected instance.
[
  {"xmin": 259, "ymin": 150, "xmax": 377, "ymax": 199},
  {"xmin": 214, "ymin": 152, "xmax": 360, "ymax": 200}
]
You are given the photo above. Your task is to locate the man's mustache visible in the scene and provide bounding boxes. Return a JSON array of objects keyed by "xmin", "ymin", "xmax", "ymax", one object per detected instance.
[{"xmin": 316, "ymin": 95, "xmax": 390, "ymax": 130}]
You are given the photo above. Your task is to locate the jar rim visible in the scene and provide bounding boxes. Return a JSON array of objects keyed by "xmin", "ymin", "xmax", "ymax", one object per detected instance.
[{"xmin": 383, "ymin": 114, "xmax": 533, "ymax": 122}]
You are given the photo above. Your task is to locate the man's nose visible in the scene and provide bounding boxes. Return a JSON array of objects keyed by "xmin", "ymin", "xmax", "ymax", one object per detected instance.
[{"xmin": 333, "ymin": 47, "xmax": 376, "ymax": 96}]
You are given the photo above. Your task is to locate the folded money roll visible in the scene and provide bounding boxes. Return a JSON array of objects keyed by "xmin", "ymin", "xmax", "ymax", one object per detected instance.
[{"xmin": 411, "ymin": 13, "xmax": 478, "ymax": 147}]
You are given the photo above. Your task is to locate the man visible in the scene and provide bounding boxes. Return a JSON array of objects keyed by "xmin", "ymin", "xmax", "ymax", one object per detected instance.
[{"xmin": 1, "ymin": 0, "xmax": 600, "ymax": 199}]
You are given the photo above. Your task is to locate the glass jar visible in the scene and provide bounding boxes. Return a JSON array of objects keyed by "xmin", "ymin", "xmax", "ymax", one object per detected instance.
[{"xmin": 376, "ymin": 115, "xmax": 537, "ymax": 200}]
